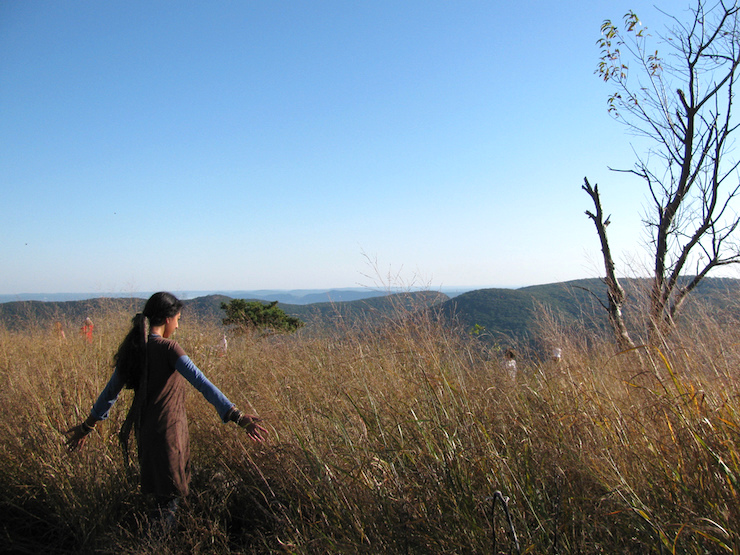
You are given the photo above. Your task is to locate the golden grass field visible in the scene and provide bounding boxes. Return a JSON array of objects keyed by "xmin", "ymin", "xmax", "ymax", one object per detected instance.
[{"xmin": 1, "ymin": 295, "xmax": 739, "ymax": 553}]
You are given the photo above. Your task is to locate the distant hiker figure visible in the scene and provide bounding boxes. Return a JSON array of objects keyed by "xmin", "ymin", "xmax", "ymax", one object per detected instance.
[
  {"xmin": 504, "ymin": 348, "xmax": 517, "ymax": 379},
  {"xmin": 218, "ymin": 333, "xmax": 227, "ymax": 357},
  {"xmin": 54, "ymin": 321, "xmax": 66, "ymax": 341},
  {"xmin": 81, "ymin": 317, "xmax": 93, "ymax": 343}
]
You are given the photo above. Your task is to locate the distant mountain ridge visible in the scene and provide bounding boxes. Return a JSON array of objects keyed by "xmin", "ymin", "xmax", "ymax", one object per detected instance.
[
  {"xmin": 0, "ymin": 287, "xmax": 472, "ymax": 305},
  {"xmin": 2, "ymin": 278, "xmax": 738, "ymax": 338},
  {"xmin": 0, "ymin": 291, "xmax": 450, "ymax": 332}
]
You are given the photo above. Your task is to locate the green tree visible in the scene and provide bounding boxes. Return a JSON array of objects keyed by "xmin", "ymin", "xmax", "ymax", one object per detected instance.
[
  {"xmin": 220, "ymin": 299, "xmax": 304, "ymax": 334},
  {"xmin": 586, "ymin": 1, "xmax": 740, "ymax": 345}
]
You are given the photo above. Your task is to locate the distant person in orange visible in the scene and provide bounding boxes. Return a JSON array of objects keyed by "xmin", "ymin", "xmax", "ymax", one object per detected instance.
[{"xmin": 81, "ymin": 317, "xmax": 93, "ymax": 343}]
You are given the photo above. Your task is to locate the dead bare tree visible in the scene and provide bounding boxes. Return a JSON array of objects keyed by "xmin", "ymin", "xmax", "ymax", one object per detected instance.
[
  {"xmin": 582, "ymin": 178, "xmax": 635, "ymax": 350},
  {"xmin": 588, "ymin": 0, "xmax": 740, "ymax": 342}
]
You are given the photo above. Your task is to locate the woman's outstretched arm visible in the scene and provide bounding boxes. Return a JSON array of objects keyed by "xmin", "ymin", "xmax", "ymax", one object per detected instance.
[
  {"xmin": 64, "ymin": 368, "xmax": 125, "ymax": 451},
  {"xmin": 175, "ymin": 355, "xmax": 267, "ymax": 442}
]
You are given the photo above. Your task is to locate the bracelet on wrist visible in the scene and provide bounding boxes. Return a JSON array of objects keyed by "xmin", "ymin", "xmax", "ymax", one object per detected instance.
[
  {"xmin": 228, "ymin": 408, "xmax": 243, "ymax": 424},
  {"xmin": 81, "ymin": 421, "xmax": 95, "ymax": 434}
]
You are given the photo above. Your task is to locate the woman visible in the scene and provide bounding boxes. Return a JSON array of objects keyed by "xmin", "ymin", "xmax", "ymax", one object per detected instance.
[{"xmin": 65, "ymin": 292, "xmax": 266, "ymax": 507}]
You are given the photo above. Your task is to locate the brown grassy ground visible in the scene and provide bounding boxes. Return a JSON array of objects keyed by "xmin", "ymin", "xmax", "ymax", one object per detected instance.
[{"xmin": 0, "ymin": 296, "xmax": 739, "ymax": 553}]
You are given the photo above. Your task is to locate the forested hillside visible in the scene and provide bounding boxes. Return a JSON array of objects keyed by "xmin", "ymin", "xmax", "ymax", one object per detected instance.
[
  {"xmin": 2, "ymin": 277, "xmax": 738, "ymax": 338},
  {"xmin": 441, "ymin": 277, "xmax": 740, "ymax": 340}
]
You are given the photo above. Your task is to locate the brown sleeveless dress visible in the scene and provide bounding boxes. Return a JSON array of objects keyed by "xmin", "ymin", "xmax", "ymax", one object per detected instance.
[{"xmin": 137, "ymin": 335, "xmax": 191, "ymax": 499}]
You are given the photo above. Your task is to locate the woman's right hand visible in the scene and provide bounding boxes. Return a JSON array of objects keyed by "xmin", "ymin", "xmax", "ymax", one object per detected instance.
[{"xmin": 236, "ymin": 414, "xmax": 268, "ymax": 442}]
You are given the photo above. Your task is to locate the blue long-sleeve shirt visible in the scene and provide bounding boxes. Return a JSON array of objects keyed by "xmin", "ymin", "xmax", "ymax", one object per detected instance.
[{"xmin": 90, "ymin": 354, "xmax": 234, "ymax": 422}]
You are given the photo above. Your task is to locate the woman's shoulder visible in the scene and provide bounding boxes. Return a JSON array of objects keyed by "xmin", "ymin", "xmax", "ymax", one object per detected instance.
[{"xmin": 149, "ymin": 335, "xmax": 186, "ymax": 357}]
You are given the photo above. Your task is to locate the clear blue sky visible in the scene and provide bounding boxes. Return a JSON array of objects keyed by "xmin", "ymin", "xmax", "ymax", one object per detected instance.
[{"xmin": 1, "ymin": 1, "xmax": 690, "ymax": 295}]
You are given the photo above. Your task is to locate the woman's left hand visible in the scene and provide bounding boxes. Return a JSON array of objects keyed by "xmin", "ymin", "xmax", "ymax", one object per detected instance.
[
  {"xmin": 64, "ymin": 417, "xmax": 97, "ymax": 451},
  {"xmin": 64, "ymin": 423, "xmax": 91, "ymax": 451}
]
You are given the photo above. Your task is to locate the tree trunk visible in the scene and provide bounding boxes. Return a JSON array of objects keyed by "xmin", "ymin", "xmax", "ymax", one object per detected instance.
[{"xmin": 582, "ymin": 178, "xmax": 635, "ymax": 350}]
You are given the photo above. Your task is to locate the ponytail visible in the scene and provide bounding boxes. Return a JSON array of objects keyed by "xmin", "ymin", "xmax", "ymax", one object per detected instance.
[
  {"xmin": 114, "ymin": 312, "xmax": 147, "ymax": 390},
  {"xmin": 114, "ymin": 292, "xmax": 183, "ymax": 389}
]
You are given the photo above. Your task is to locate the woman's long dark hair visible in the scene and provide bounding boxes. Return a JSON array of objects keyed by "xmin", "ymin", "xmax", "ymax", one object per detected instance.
[{"xmin": 114, "ymin": 292, "xmax": 183, "ymax": 389}]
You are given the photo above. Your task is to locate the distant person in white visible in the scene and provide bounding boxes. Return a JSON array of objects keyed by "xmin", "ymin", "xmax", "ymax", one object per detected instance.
[
  {"xmin": 218, "ymin": 334, "xmax": 228, "ymax": 357},
  {"xmin": 504, "ymin": 348, "xmax": 517, "ymax": 379}
]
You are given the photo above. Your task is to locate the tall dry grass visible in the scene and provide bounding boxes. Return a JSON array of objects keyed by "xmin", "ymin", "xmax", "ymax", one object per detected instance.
[{"xmin": 0, "ymin": 294, "xmax": 739, "ymax": 553}]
